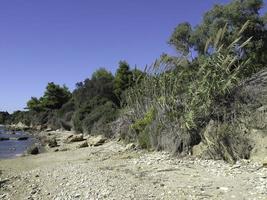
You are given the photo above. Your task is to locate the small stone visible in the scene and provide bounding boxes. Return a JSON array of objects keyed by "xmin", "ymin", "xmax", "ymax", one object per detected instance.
[
  {"xmin": 219, "ymin": 187, "xmax": 229, "ymax": 192},
  {"xmin": 30, "ymin": 190, "xmax": 37, "ymax": 195},
  {"xmin": 48, "ymin": 138, "xmax": 58, "ymax": 148},
  {"xmin": 0, "ymin": 194, "xmax": 7, "ymax": 198},
  {"xmin": 125, "ymin": 143, "xmax": 136, "ymax": 150}
]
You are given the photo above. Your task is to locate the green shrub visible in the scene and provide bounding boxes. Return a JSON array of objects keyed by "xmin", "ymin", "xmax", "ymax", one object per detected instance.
[
  {"xmin": 82, "ymin": 101, "xmax": 117, "ymax": 135},
  {"xmin": 130, "ymin": 107, "xmax": 156, "ymax": 149},
  {"xmin": 131, "ymin": 107, "xmax": 156, "ymax": 132}
]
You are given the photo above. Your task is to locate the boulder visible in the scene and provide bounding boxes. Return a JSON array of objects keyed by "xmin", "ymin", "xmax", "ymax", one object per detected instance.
[
  {"xmin": 87, "ymin": 135, "xmax": 106, "ymax": 146},
  {"xmin": 35, "ymin": 125, "xmax": 43, "ymax": 131},
  {"xmin": 45, "ymin": 127, "xmax": 53, "ymax": 132},
  {"xmin": 77, "ymin": 141, "xmax": 89, "ymax": 148},
  {"xmin": 66, "ymin": 134, "xmax": 84, "ymax": 143},
  {"xmin": 16, "ymin": 136, "xmax": 29, "ymax": 141},
  {"xmin": 0, "ymin": 137, "xmax": 9, "ymax": 141},
  {"xmin": 27, "ymin": 145, "xmax": 39, "ymax": 155},
  {"xmin": 9, "ymin": 122, "xmax": 29, "ymax": 131}
]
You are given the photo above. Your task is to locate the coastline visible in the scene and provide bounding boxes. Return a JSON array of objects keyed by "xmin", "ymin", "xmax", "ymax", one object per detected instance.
[
  {"xmin": 0, "ymin": 130, "xmax": 267, "ymax": 199},
  {"xmin": 0, "ymin": 126, "xmax": 41, "ymax": 159}
]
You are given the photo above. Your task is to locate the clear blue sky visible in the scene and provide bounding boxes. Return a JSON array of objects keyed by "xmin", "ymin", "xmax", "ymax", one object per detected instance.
[{"xmin": 0, "ymin": 0, "xmax": 266, "ymax": 113}]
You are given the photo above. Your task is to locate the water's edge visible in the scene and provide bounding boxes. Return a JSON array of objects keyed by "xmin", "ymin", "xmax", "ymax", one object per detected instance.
[{"xmin": 0, "ymin": 126, "xmax": 38, "ymax": 159}]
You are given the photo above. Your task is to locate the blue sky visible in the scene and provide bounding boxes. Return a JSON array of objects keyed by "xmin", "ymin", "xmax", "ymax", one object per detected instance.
[{"xmin": 0, "ymin": 0, "xmax": 266, "ymax": 113}]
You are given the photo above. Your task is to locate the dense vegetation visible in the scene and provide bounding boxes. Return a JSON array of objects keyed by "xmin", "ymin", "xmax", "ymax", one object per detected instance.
[{"xmin": 4, "ymin": 0, "xmax": 267, "ymax": 162}]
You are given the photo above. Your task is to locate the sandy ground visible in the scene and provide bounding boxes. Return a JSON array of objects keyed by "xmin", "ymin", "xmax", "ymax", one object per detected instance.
[{"xmin": 0, "ymin": 131, "xmax": 266, "ymax": 200}]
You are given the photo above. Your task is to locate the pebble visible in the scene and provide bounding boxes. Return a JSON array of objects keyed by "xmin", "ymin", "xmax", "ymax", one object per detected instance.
[
  {"xmin": 219, "ymin": 187, "xmax": 229, "ymax": 192},
  {"xmin": 1, "ymin": 139, "xmax": 267, "ymax": 200}
]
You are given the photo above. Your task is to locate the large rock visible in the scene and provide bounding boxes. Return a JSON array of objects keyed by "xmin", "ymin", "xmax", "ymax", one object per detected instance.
[
  {"xmin": 87, "ymin": 135, "xmax": 106, "ymax": 146},
  {"xmin": 233, "ymin": 69, "xmax": 267, "ymax": 162},
  {"xmin": 66, "ymin": 134, "xmax": 84, "ymax": 143},
  {"xmin": 77, "ymin": 141, "xmax": 89, "ymax": 148},
  {"xmin": 27, "ymin": 145, "xmax": 39, "ymax": 155},
  {"xmin": 16, "ymin": 136, "xmax": 29, "ymax": 141},
  {"xmin": 0, "ymin": 137, "xmax": 9, "ymax": 141},
  {"xmin": 196, "ymin": 69, "xmax": 267, "ymax": 162},
  {"xmin": 9, "ymin": 122, "xmax": 29, "ymax": 131},
  {"xmin": 249, "ymin": 129, "xmax": 267, "ymax": 163}
]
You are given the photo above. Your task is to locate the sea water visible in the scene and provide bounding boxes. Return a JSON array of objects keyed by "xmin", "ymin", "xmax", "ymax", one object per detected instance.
[{"xmin": 0, "ymin": 126, "xmax": 36, "ymax": 159}]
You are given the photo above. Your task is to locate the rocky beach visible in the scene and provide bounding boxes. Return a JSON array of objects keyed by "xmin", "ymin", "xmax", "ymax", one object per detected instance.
[{"xmin": 0, "ymin": 130, "xmax": 266, "ymax": 200}]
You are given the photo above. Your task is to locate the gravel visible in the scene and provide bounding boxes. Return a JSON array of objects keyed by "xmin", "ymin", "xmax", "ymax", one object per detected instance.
[{"xmin": 0, "ymin": 131, "xmax": 266, "ymax": 200}]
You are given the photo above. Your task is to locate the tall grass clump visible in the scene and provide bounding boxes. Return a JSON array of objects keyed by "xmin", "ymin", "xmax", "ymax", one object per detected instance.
[{"xmin": 124, "ymin": 21, "xmax": 253, "ymax": 157}]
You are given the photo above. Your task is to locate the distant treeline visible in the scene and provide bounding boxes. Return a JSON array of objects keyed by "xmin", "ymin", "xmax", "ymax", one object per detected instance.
[{"xmin": 3, "ymin": 0, "xmax": 267, "ymax": 162}]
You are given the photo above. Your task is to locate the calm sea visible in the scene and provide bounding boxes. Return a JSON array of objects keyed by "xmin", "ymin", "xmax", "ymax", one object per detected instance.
[{"xmin": 0, "ymin": 126, "xmax": 37, "ymax": 159}]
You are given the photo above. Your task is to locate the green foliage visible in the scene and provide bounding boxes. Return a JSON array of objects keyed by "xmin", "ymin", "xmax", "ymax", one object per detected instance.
[
  {"xmin": 114, "ymin": 61, "xmax": 133, "ymax": 101},
  {"xmin": 41, "ymin": 82, "xmax": 71, "ymax": 110},
  {"xmin": 0, "ymin": 112, "xmax": 10, "ymax": 124},
  {"xmin": 183, "ymin": 22, "xmax": 252, "ymax": 130},
  {"xmin": 169, "ymin": 22, "xmax": 192, "ymax": 55},
  {"xmin": 131, "ymin": 107, "xmax": 156, "ymax": 149},
  {"xmin": 27, "ymin": 97, "xmax": 43, "ymax": 112},
  {"xmin": 125, "ymin": 21, "xmax": 254, "ymax": 154},
  {"xmin": 72, "ymin": 68, "xmax": 119, "ymax": 133},
  {"xmin": 131, "ymin": 107, "xmax": 156, "ymax": 132},
  {"xmin": 170, "ymin": 0, "xmax": 267, "ymax": 70},
  {"xmin": 4, "ymin": 0, "xmax": 266, "ymax": 161},
  {"xmin": 92, "ymin": 67, "xmax": 114, "ymax": 81},
  {"xmin": 27, "ymin": 82, "xmax": 71, "ymax": 111},
  {"xmin": 83, "ymin": 101, "xmax": 117, "ymax": 135},
  {"xmin": 10, "ymin": 111, "xmax": 31, "ymax": 126},
  {"xmin": 73, "ymin": 68, "xmax": 117, "ymax": 107}
]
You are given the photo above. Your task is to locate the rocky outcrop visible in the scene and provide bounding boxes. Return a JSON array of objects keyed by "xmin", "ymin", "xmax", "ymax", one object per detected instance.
[
  {"xmin": 87, "ymin": 135, "xmax": 106, "ymax": 146},
  {"xmin": 233, "ymin": 69, "xmax": 267, "ymax": 162},
  {"xmin": 192, "ymin": 69, "xmax": 267, "ymax": 163}
]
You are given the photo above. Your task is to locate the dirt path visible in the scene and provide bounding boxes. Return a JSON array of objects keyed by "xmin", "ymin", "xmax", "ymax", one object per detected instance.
[{"xmin": 0, "ymin": 134, "xmax": 266, "ymax": 200}]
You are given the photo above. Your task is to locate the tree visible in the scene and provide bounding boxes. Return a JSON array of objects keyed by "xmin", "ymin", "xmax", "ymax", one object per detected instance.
[
  {"xmin": 26, "ymin": 97, "xmax": 42, "ymax": 112},
  {"xmin": 169, "ymin": 22, "xmax": 192, "ymax": 55},
  {"xmin": 114, "ymin": 61, "xmax": 132, "ymax": 99},
  {"xmin": 0, "ymin": 112, "xmax": 9, "ymax": 124},
  {"xmin": 169, "ymin": 0, "xmax": 267, "ymax": 70},
  {"xmin": 41, "ymin": 82, "xmax": 71, "ymax": 110},
  {"xmin": 131, "ymin": 67, "xmax": 145, "ymax": 84},
  {"xmin": 91, "ymin": 68, "xmax": 114, "ymax": 81},
  {"xmin": 72, "ymin": 68, "xmax": 118, "ymax": 133}
]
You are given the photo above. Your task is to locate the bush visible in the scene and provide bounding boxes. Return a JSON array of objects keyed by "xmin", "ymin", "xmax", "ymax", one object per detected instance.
[
  {"xmin": 82, "ymin": 101, "xmax": 117, "ymax": 135},
  {"xmin": 123, "ymin": 22, "xmax": 254, "ymax": 157}
]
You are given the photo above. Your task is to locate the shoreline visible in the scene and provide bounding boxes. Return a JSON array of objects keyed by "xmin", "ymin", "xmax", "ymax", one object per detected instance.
[
  {"xmin": 0, "ymin": 127, "xmax": 41, "ymax": 159},
  {"xmin": 0, "ymin": 130, "xmax": 267, "ymax": 199}
]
